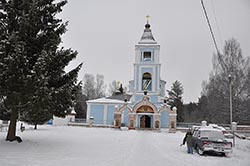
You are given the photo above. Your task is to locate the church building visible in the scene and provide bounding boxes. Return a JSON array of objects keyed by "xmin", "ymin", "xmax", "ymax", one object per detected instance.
[{"xmin": 86, "ymin": 20, "xmax": 177, "ymax": 131}]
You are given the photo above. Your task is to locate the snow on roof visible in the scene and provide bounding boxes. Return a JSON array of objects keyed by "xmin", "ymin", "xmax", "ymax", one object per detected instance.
[
  {"xmin": 199, "ymin": 126, "xmax": 222, "ymax": 131},
  {"xmin": 138, "ymin": 39, "xmax": 157, "ymax": 45},
  {"xmin": 86, "ymin": 97, "xmax": 127, "ymax": 104},
  {"xmin": 106, "ymin": 94, "xmax": 132, "ymax": 101},
  {"xmin": 138, "ymin": 23, "xmax": 157, "ymax": 44}
]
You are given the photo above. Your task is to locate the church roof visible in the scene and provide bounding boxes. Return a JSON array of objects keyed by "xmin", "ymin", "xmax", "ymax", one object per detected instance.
[
  {"xmin": 86, "ymin": 97, "xmax": 126, "ymax": 104},
  {"xmin": 138, "ymin": 22, "xmax": 157, "ymax": 44},
  {"xmin": 106, "ymin": 94, "xmax": 132, "ymax": 101},
  {"xmin": 86, "ymin": 94, "xmax": 132, "ymax": 104}
]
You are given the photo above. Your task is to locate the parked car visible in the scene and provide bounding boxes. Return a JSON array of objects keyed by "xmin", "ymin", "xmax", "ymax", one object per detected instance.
[
  {"xmin": 208, "ymin": 124, "xmax": 234, "ymax": 138},
  {"xmin": 193, "ymin": 126, "xmax": 233, "ymax": 156}
]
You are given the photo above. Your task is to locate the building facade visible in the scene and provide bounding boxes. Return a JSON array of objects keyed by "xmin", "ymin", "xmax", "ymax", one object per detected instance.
[{"xmin": 86, "ymin": 21, "xmax": 177, "ymax": 131}]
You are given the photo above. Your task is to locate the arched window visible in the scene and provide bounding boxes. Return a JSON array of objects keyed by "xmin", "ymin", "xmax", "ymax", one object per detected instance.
[{"xmin": 142, "ymin": 73, "xmax": 152, "ymax": 91}]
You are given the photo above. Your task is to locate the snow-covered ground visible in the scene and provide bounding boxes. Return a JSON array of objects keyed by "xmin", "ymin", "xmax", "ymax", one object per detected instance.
[{"xmin": 0, "ymin": 125, "xmax": 250, "ymax": 166}]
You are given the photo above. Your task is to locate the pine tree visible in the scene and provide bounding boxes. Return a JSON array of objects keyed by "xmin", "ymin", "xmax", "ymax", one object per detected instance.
[
  {"xmin": 74, "ymin": 85, "xmax": 88, "ymax": 119},
  {"xmin": 20, "ymin": 108, "xmax": 52, "ymax": 130},
  {"xmin": 0, "ymin": 96, "xmax": 10, "ymax": 121},
  {"xmin": 0, "ymin": 0, "xmax": 82, "ymax": 141},
  {"xmin": 167, "ymin": 80, "xmax": 184, "ymax": 122}
]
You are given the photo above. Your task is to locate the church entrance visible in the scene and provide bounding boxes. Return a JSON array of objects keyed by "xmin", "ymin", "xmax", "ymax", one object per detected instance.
[{"xmin": 140, "ymin": 115, "xmax": 151, "ymax": 128}]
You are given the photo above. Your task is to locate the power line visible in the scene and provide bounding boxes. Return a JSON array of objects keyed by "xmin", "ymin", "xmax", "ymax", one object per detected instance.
[
  {"xmin": 200, "ymin": 0, "xmax": 220, "ymax": 55},
  {"xmin": 211, "ymin": 0, "xmax": 223, "ymax": 47},
  {"xmin": 200, "ymin": 0, "xmax": 228, "ymax": 72}
]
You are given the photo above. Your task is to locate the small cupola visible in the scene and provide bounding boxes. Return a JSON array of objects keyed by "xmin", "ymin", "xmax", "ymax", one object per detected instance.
[{"xmin": 139, "ymin": 16, "xmax": 157, "ymax": 44}]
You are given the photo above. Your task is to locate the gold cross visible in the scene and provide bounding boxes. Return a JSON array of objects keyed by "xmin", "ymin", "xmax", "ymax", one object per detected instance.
[{"xmin": 146, "ymin": 15, "xmax": 150, "ymax": 23}]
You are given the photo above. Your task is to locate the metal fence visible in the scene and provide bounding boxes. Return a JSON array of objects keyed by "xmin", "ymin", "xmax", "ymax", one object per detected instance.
[
  {"xmin": 0, "ymin": 124, "xmax": 8, "ymax": 132},
  {"xmin": 74, "ymin": 118, "xmax": 86, "ymax": 123},
  {"xmin": 177, "ymin": 122, "xmax": 201, "ymax": 129},
  {"xmin": 177, "ymin": 122, "xmax": 232, "ymax": 129}
]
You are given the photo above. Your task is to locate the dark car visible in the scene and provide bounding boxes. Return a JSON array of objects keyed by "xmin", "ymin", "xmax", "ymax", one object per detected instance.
[{"xmin": 193, "ymin": 127, "xmax": 233, "ymax": 156}]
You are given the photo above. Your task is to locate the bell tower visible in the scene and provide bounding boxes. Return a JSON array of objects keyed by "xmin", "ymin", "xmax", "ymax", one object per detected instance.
[{"xmin": 132, "ymin": 19, "xmax": 161, "ymax": 96}]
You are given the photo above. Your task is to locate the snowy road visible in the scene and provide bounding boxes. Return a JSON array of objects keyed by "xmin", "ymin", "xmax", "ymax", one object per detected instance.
[{"xmin": 0, "ymin": 126, "xmax": 250, "ymax": 166}]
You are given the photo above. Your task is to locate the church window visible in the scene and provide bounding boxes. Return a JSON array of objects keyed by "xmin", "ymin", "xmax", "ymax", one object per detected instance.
[
  {"xmin": 143, "ymin": 52, "xmax": 152, "ymax": 61},
  {"xmin": 142, "ymin": 73, "xmax": 152, "ymax": 91}
]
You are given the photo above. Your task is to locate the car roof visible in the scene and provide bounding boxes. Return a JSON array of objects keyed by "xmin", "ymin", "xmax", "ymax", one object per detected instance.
[{"xmin": 198, "ymin": 126, "xmax": 222, "ymax": 132}]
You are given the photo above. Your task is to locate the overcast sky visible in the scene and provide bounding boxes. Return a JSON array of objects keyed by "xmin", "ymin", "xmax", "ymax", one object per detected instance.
[{"xmin": 59, "ymin": 0, "xmax": 250, "ymax": 103}]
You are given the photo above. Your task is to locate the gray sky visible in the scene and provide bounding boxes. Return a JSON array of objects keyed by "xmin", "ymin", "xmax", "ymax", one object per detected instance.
[{"xmin": 59, "ymin": 0, "xmax": 250, "ymax": 103}]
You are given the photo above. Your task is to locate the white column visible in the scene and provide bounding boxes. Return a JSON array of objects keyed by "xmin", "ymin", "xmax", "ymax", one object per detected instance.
[
  {"xmin": 138, "ymin": 66, "xmax": 142, "ymax": 91},
  {"xmin": 136, "ymin": 114, "xmax": 139, "ymax": 128},
  {"xmin": 86, "ymin": 103, "xmax": 91, "ymax": 123},
  {"xmin": 121, "ymin": 110, "xmax": 124, "ymax": 123},
  {"xmin": 103, "ymin": 104, "xmax": 108, "ymax": 125},
  {"xmin": 153, "ymin": 66, "xmax": 155, "ymax": 92}
]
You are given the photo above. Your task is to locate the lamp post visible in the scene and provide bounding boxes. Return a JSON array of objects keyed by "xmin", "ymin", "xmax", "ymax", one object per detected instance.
[
  {"xmin": 228, "ymin": 74, "xmax": 233, "ymax": 130},
  {"xmin": 229, "ymin": 74, "xmax": 235, "ymax": 146}
]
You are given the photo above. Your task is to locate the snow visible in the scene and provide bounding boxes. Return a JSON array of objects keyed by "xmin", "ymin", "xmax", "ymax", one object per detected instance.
[
  {"xmin": 0, "ymin": 125, "xmax": 250, "ymax": 166},
  {"xmin": 86, "ymin": 97, "xmax": 127, "ymax": 104}
]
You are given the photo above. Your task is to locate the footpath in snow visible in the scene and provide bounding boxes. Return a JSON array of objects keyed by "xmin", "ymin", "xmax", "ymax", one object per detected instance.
[{"xmin": 0, "ymin": 125, "xmax": 250, "ymax": 166}]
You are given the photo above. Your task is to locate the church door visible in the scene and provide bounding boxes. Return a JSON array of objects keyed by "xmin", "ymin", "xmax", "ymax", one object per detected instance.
[{"xmin": 140, "ymin": 115, "xmax": 151, "ymax": 128}]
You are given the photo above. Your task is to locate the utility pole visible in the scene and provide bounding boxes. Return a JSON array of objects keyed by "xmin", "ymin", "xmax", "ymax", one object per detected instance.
[
  {"xmin": 229, "ymin": 74, "xmax": 235, "ymax": 146},
  {"xmin": 228, "ymin": 74, "xmax": 233, "ymax": 129}
]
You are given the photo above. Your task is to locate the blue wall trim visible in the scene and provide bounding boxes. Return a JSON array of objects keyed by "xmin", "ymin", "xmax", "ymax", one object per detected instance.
[
  {"xmin": 123, "ymin": 109, "xmax": 129, "ymax": 126},
  {"xmin": 141, "ymin": 67, "xmax": 153, "ymax": 75},
  {"xmin": 90, "ymin": 105, "xmax": 104, "ymax": 124},
  {"xmin": 136, "ymin": 65, "xmax": 139, "ymax": 91},
  {"xmin": 149, "ymin": 95, "xmax": 158, "ymax": 103},
  {"xmin": 107, "ymin": 105, "xmax": 115, "ymax": 125},
  {"xmin": 134, "ymin": 95, "xmax": 143, "ymax": 102},
  {"xmin": 156, "ymin": 65, "xmax": 158, "ymax": 92},
  {"xmin": 161, "ymin": 111, "xmax": 169, "ymax": 127}
]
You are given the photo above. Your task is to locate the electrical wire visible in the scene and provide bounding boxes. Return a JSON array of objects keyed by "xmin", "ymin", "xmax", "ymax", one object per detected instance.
[
  {"xmin": 211, "ymin": 0, "xmax": 223, "ymax": 47},
  {"xmin": 200, "ymin": 0, "xmax": 220, "ymax": 55},
  {"xmin": 200, "ymin": 0, "xmax": 228, "ymax": 72}
]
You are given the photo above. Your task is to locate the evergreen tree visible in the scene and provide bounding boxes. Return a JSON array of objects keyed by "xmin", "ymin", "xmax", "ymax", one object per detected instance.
[
  {"xmin": 74, "ymin": 85, "xmax": 87, "ymax": 119},
  {"xmin": 183, "ymin": 95, "xmax": 210, "ymax": 123},
  {"xmin": 19, "ymin": 108, "xmax": 52, "ymax": 130},
  {"xmin": 167, "ymin": 80, "xmax": 184, "ymax": 122},
  {"xmin": 0, "ymin": 96, "xmax": 10, "ymax": 121},
  {"xmin": 0, "ymin": 0, "xmax": 82, "ymax": 141}
]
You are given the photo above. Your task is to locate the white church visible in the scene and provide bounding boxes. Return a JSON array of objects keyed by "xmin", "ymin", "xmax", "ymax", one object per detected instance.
[{"xmin": 86, "ymin": 20, "xmax": 177, "ymax": 131}]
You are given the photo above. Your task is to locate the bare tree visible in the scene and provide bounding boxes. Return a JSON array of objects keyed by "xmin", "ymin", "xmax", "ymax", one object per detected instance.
[
  {"xmin": 202, "ymin": 38, "xmax": 250, "ymax": 124},
  {"xmin": 95, "ymin": 74, "xmax": 106, "ymax": 98},
  {"xmin": 108, "ymin": 80, "xmax": 118, "ymax": 96},
  {"xmin": 82, "ymin": 74, "xmax": 95, "ymax": 100},
  {"xmin": 82, "ymin": 74, "xmax": 106, "ymax": 100}
]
